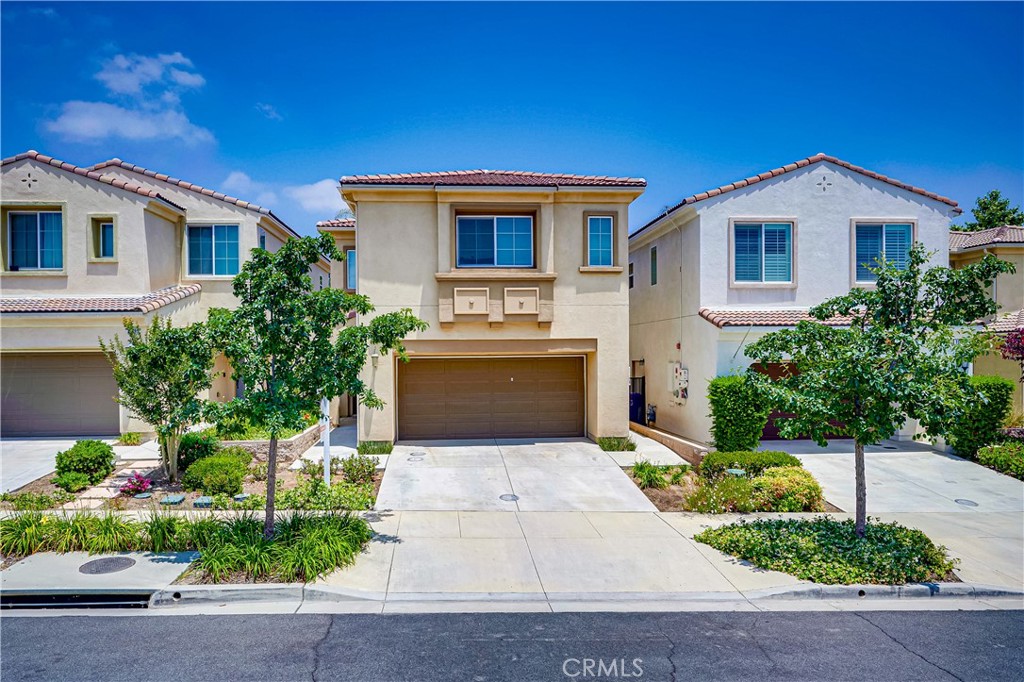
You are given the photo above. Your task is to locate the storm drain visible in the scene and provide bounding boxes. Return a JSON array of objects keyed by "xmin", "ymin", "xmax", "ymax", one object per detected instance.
[
  {"xmin": 955, "ymin": 498, "xmax": 979, "ymax": 507},
  {"xmin": 499, "ymin": 494, "xmax": 519, "ymax": 502},
  {"xmin": 79, "ymin": 557, "xmax": 137, "ymax": 575},
  {"xmin": 0, "ymin": 592, "xmax": 153, "ymax": 610}
]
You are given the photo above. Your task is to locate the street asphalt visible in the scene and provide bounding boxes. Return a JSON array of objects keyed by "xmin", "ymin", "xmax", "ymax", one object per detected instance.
[{"xmin": 2, "ymin": 610, "xmax": 1022, "ymax": 681}]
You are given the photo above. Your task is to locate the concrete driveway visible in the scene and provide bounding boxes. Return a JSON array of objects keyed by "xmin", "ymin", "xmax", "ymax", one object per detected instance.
[
  {"xmin": 376, "ymin": 438, "xmax": 662, "ymax": 512},
  {"xmin": 1, "ymin": 437, "xmax": 159, "ymax": 493}
]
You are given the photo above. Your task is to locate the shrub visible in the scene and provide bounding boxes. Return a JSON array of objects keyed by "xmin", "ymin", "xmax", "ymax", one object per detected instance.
[
  {"xmin": 700, "ymin": 450, "xmax": 801, "ymax": 480},
  {"xmin": 357, "ymin": 440, "xmax": 393, "ymax": 455},
  {"xmin": 0, "ymin": 491, "xmax": 74, "ymax": 511},
  {"xmin": 178, "ymin": 431, "xmax": 221, "ymax": 471},
  {"xmin": 276, "ymin": 478, "xmax": 375, "ymax": 510},
  {"xmin": 977, "ymin": 442, "xmax": 1024, "ymax": 480},
  {"xmin": 340, "ymin": 454, "xmax": 377, "ymax": 484},
  {"xmin": 597, "ymin": 436, "xmax": 637, "ymax": 452},
  {"xmin": 217, "ymin": 446, "xmax": 254, "ymax": 467},
  {"xmin": 54, "ymin": 440, "xmax": 116, "ymax": 485},
  {"xmin": 119, "ymin": 472, "xmax": 152, "ymax": 496},
  {"xmin": 118, "ymin": 432, "xmax": 142, "ymax": 446},
  {"xmin": 248, "ymin": 462, "xmax": 269, "ymax": 481},
  {"xmin": 684, "ymin": 477, "xmax": 756, "ymax": 513},
  {"xmin": 707, "ymin": 375, "xmax": 771, "ymax": 452},
  {"xmin": 52, "ymin": 471, "xmax": 92, "ymax": 493},
  {"xmin": 695, "ymin": 517, "xmax": 956, "ymax": 584},
  {"xmin": 750, "ymin": 466, "xmax": 824, "ymax": 512},
  {"xmin": 181, "ymin": 455, "xmax": 246, "ymax": 496},
  {"xmin": 946, "ymin": 375, "xmax": 1015, "ymax": 458},
  {"xmin": 631, "ymin": 460, "xmax": 669, "ymax": 489}
]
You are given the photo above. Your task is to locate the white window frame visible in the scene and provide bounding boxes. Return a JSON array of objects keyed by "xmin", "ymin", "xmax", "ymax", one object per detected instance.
[
  {"xmin": 728, "ymin": 218, "xmax": 797, "ymax": 288},
  {"xmin": 850, "ymin": 219, "xmax": 917, "ymax": 286},
  {"xmin": 185, "ymin": 223, "xmax": 241, "ymax": 278},
  {"xmin": 6, "ymin": 210, "xmax": 63, "ymax": 271},
  {"xmin": 586, "ymin": 215, "xmax": 615, "ymax": 267},
  {"xmin": 455, "ymin": 215, "xmax": 534, "ymax": 268}
]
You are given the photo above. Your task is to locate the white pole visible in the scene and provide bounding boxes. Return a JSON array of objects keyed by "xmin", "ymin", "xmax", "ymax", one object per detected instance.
[{"xmin": 320, "ymin": 396, "xmax": 331, "ymax": 486}]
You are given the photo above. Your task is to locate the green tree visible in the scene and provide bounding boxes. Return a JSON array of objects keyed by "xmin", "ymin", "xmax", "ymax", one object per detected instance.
[
  {"xmin": 210, "ymin": 235, "xmax": 426, "ymax": 537},
  {"xmin": 100, "ymin": 317, "xmax": 215, "ymax": 483},
  {"xmin": 957, "ymin": 190, "xmax": 1024, "ymax": 232},
  {"xmin": 744, "ymin": 245, "xmax": 1013, "ymax": 536}
]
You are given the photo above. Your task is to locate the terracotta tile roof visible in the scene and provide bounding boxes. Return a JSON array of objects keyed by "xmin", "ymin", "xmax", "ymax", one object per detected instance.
[
  {"xmin": 341, "ymin": 170, "xmax": 646, "ymax": 188},
  {"xmin": 88, "ymin": 158, "xmax": 302, "ymax": 240},
  {"xmin": 949, "ymin": 226, "xmax": 1024, "ymax": 251},
  {"xmin": 0, "ymin": 284, "xmax": 201, "ymax": 314},
  {"xmin": 633, "ymin": 153, "xmax": 962, "ymax": 238},
  {"xmin": 989, "ymin": 309, "xmax": 1024, "ymax": 334},
  {"xmin": 699, "ymin": 307, "xmax": 853, "ymax": 328},
  {"xmin": 316, "ymin": 218, "xmax": 356, "ymax": 229},
  {"xmin": 1, "ymin": 150, "xmax": 185, "ymax": 212}
]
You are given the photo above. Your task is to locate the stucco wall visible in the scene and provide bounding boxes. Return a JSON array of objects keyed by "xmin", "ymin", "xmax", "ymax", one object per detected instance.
[{"xmin": 347, "ymin": 188, "xmax": 639, "ymax": 442}]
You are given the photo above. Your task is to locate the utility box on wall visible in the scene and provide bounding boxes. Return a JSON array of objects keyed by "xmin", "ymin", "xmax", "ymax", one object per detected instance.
[{"xmin": 668, "ymin": 362, "xmax": 688, "ymax": 404}]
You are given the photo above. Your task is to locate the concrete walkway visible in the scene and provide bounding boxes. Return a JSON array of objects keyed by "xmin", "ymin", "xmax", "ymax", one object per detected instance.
[
  {"xmin": 375, "ymin": 437, "xmax": 683, "ymax": 512},
  {"xmin": 1, "ymin": 438, "xmax": 160, "ymax": 493}
]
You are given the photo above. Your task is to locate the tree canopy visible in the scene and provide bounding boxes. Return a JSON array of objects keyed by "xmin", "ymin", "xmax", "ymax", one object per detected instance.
[{"xmin": 956, "ymin": 190, "xmax": 1024, "ymax": 232}]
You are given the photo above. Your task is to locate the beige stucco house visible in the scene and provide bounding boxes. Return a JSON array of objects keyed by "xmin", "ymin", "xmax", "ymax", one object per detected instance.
[
  {"xmin": 950, "ymin": 226, "xmax": 1024, "ymax": 414},
  {"xmin": 0, "ymin": 150, "xmax": 329, "ymax": 437},
  {"xmin": 627, "ymin": 153, "xmax": 962, "ymax": 446},
  {"xmin": 322, "ymin": 170, "xmax": 645, "ymax": 443}
]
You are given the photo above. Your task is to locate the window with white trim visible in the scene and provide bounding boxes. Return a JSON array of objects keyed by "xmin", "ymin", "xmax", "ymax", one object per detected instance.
[
  {"xmin": 456, "ymin": 216, "xmax": 533, "ymax": 267},
  {"xmin": 8, "ymin": 211, "xmax": 62, "ymax": 270},
  {"xmin": 346, "ymin": 249, "xmax": 357, "ymax": 290},
  {"xmin": 855, "ymin": 222, "xmax": 912, "ymax": 282},
  {"xmin": 187, "ymin": 224, "xmax": 239, "ymax": 276},
  {"xmin": 733, "ymin": 222, "xmax": 793, "ymax": 283},
  {"xmin": 258, "ymin": 228, "xmax": 267, "ymax": 251},
  {"xmin": 587, "ymin": 215, "xmax": 614, "ymax": 266}
]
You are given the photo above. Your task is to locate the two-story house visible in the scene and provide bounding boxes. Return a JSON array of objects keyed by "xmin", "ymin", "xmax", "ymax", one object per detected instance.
[
  {"xmin": 627, "ymin": 153, "xmax": 962, "ymax": 446},
  {"xmin": 323, "ymin": 170, "xmax": 645, "ymax": 443},
  {"xmin": 0, "ymin": 150, "xmax": 329, "ymax": 438},
  {"xmin": 950, "ymin": 226, "xmax": 1024, "ymax": 413}
]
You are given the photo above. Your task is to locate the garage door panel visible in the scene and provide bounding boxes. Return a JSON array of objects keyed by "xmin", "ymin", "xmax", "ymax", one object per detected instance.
[
  {"xmin": 398, "ymin": 357, "xmax": 584, "ymax": 440},
  {"xmin": 1, "ymin": 353, "xmax": 119, "ymax": 437}
]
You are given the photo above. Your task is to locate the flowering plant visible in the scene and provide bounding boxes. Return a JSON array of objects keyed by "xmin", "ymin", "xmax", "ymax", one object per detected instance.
[
  {"xmin": 1000, "ymin": 329, "xmax": 1024, "ymax": 382},
  {"xmin": 119, "ymin": 472, "xmax": 152, "ymax": 496}
]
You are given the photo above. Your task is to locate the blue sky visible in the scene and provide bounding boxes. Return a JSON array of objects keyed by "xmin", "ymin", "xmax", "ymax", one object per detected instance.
[{"xmin": 2, "ymin": 1, "xmax": 1022, "ymax": 234}]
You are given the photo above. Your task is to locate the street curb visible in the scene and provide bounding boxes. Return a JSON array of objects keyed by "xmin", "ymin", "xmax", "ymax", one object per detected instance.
[{"xmin": 145, "ymin": 581, "xmax": 1024, "ymax": 608}]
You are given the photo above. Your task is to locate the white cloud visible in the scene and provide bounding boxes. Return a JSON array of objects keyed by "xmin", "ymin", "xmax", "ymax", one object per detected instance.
[
  {"xmin": 221, "ymin": 171, "xmax": 278, "ymax": 206},
  {"xmin": 255, "ymin": 103, "xmax": 283, "ymax": 121},
  {"xmin": 45, "ymin": 101, "xmax": 214, "ymax": 145},
  {"xmin": 44, "ymin": 51, "xmax": 212, "ymax": 146},
  {"xmin": 284, "ymin": 179, "xmax": 344, "ymax": 214}
]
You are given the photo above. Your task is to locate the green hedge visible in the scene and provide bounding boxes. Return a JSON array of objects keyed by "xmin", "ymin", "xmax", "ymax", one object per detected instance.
[
  {"xmin": 54, "ymin": 440, "xmax": 115, "ymax": 486},
  {"xmin": 751, "ymin": 466, "xmax": 824, "ymax": 512},
  {"xmin": 700, "ymin": 450, "xmax": 801, "ymax": 479},
  {"xmin": 181, "ymin": 455, "xmax": 247, "ymax": 496},
  {"xmin": 977, "ymin": 442, "xmax": 1024, "ymax": 480},
  {"xmin": 707, "ymin": 375, "xmax": 771, "ymax": 452},
  {"xmin": 178, "ymin": 432, "xmax": 221, "ymax": 471},
  {"xmin": 946, "ymin": 375, "xmax": 1015, "ymax": 458}
]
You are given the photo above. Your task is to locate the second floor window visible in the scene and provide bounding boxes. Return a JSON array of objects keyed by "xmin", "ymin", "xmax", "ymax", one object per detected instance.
[
  {"xmin": 855, "ymin": 222, "xmax": 912, "ymax": 282},
  {"xmin": 187, "ymin": 224, "xmax": 239, "ymax": 276},
  {"xmin": 258, "ymin": 228, "xmax": 267, "ymax": 251},
  {"xmin": 587, "ymin": 216, "xmax": 614, "ymax": 266},
  {"xmin": 456, "ymin": 216, "xmax": 533, "ymax": 267},
  {"xmin": 628, "ymin": 262, "xmax": 634, "ymax": 289},
  {"xmin": 99, "ymin": 222, "xmax": 115, "ymax": 259},
  {"xmin": 8, "ymin": 211, "xmax": 62, "ymax": 270},
  {"xmin": 346, "ymin": 249, "xmax": 357, "ymax": 289},
  {"xmin": 650, "ymin": 246, "xmax": 658, "ymax": 285},
  {"xmin": 734, "ymin": 222, "xmax": 793, "ymax": 283}
]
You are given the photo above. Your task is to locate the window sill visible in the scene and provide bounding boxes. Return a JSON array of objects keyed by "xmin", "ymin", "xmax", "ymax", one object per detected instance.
[
  {"xmin": 184, "ymin": 275, "xmax": 239, "ymax": 281},
  {"xmin": 436, "ymin": 270, "xmax": 557, "ymax": 282},
  {"xmin": 579, "ymin": 266, "xmax": 623, "ymax": 274},
  {"xmin": 729, "ymin": 281, "xmax": 797, "ymax": 290},
  {"xmin": 87, "ymin": 258, "xmax": 118, "ymax": 264},
  {"xmin": 2, "ymin": 269, "xmax": 67, "ymax": 277}
]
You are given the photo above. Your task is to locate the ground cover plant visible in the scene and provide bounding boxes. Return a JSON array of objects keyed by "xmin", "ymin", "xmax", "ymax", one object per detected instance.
[
  {"xmin": 0, "ymin": 491, "xmax": 75, "ymax": 511},
  {"xmin": 597, "ymin": 436, "xmax": 637, "ymax": 452},
  {"xmin": 118, "ymin": 432, "xmax": 142, "ymax": 446},
  {"xmin": 976, "ymin": 442, "xmax": 1024, "ymax": 480},
  {"xmin": 356, "ymin": 441, "xmax": 394, "ymax": 455},
  {"xmin": 699, "ymin": 450, "xmax": 801, "ymax": 479},
  {"xmin": 0, "ymin": 511, "xmax": 372, "ymax": 583},
  {"xmin": 629, "ymin": 460, "xmax": 688, "ymax": 489},
  {"xmin": 695, "ymin": 517, "xmax": 957, "ymax": 584}
]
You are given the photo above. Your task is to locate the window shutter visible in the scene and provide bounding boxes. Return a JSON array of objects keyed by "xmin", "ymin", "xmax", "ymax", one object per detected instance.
[
  {"xmin": 856, "ymin": 224, "xmax": 883, "ymax": 281},
  {"xmin": 762, "ymin": 223, "xmax": 791, "ymax": 282},
  {"xmin": 734, "ymin": 224, "xmax": 762, "ymax": 282},
  {"xmin": 884, "ymin": 223, "xmax": 912, "ymax": 270}
]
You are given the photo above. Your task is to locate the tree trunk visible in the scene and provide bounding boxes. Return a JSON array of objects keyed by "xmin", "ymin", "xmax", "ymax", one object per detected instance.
[
  {"xmin": 167, "ymin": 432, "xmax": 180, "ymax": 484},
  {"xmin": 264, "ymin": 436, "xmax": 278, "ymax": 539},
  {"xmin": 854, "ymin": 440, "xmax": 867, "ymax": 538}
]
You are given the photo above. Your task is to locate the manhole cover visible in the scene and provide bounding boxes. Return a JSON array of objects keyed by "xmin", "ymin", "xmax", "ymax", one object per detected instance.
[
  {"xmin": 79, "ymin": 557, "xmax": 137, "ymax": 575},
  {"xmin": 955, "ymin": 498, "xmax": 979, "ymax": 507},
  {"xmin": 499, "ymin": 494, "xmax": 519, "ymax": 502},
  {"xmin": 882, "ymin": 446, "xmax": 898, "ymax": 450}
]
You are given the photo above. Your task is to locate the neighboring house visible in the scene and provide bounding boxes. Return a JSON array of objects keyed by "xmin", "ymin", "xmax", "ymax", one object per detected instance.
[
  {"xmin": 627, "ymin": 153, "xmax": 962, "ymax": 446},
  {"xmin": 0, "ymin": 150, "xmax": 329, "ymax": 438},
  {"xmin": 316, "ymin": 217, "xmax": 357, "ymax": 420},
  {"xmin": 949, "ymin": 225, "xmax": 1024, "ymax": 413},
  {"xmin": 323, "ymin": 170, "xmax": 646, "ymax": 442}
]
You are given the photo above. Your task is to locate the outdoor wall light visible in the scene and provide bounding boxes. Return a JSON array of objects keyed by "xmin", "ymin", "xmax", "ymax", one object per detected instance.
[{"xmin": 371, "ymin": 352, "xmax": 380, "ymax": 367}]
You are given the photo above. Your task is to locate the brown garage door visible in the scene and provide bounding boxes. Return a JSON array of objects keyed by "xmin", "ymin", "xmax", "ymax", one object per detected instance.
[
  {"xmin": 1, "ymin": 353, "xmax": 119, "ymax": 437},
  {"xmin": 398, "ymin": 357, "xmax": 585, "ymax": 440}
]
